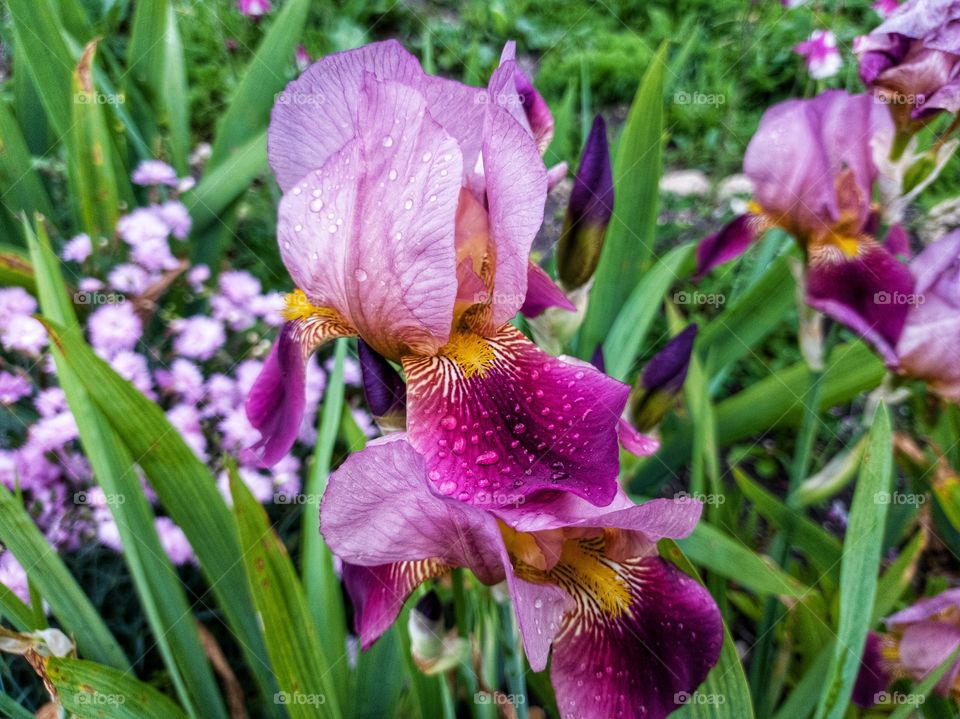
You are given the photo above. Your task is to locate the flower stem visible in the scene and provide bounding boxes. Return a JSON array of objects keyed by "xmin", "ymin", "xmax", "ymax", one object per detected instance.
[
  {"xmin": 452, "ymin": 569, "xmax": 485, "ymax": 718},
  {"xmin": 498, "ymin": 600, "xmax": 529, "ymax": 719},
  {"xmin": 889, "ymin": 129, "xmax": 912, "ymax": 162}
]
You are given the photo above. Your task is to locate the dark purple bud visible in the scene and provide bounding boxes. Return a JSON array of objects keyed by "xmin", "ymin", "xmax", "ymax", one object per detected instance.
[
  {"xmin": 629, "ymin": 325, "xmax": 698, "ymax": 432},
  {"xmin": 556, "ymin": 115, "xmax": 613, "ymax": 289},
  {"xmin": 358, "ymin": 339, "xmax": 406, "ymax": 431},
  {"xmin": 852, "ymin": 631, "xmax": 892, "ymax": 708}
]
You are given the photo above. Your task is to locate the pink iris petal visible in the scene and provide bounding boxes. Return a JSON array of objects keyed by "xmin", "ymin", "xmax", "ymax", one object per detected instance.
[
  {"xmin": 276, "ymin": 76, "xmax": 463, "ymax": 358},
  {"xmin": 482, "ymin": 61, "xmax": 549, "ymax": 325},
  {"xmin": 319, "ymin": 435, "xmax": 505, "ymax": 582},
  {"xmin": 898, "ymin": 621, "xmax": 960, "ymax": 696},
  {"xmin": 886, "ymin": 586, "xmax": 960, "ymax": 626},
  {"xmin": 744, "ymin": 91, "xmax": 891, "ymax": 241},
  {"xmin": 268, "ymin": 41, "xmax": 423, "ymax": 193},
  {"xmin": 805, "ymin": 241, "xmax": 914, "ymax": 367},
  {"xmin": 548, "ymin": 555, "xmax": 722, "ymax": 719},
  {"xmin": 246, "ymin": 314, "xmax": 353, "ymax": 465},
  {"xmin": 520, "ymin": 262, "xmax": 575, "ymax": 317},
  {"xmin": 403, "ymin": 326, "xmax": 629, "ymax": 508},
  {"xmin": 616, "ymin": 419, "xmax": 660, "ymax": 457},
  {"xmin": 342, "ymin": 561, "xmax": 447, "ymax": 650}
]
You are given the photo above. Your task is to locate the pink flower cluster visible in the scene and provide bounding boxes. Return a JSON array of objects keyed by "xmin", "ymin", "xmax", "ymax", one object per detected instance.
[{"xmin": 0, "ymin": 159, "xmax": 375, "ymax": 592}]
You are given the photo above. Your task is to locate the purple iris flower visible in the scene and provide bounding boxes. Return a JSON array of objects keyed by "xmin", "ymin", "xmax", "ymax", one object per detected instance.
[
  {"xmin": 896, "ymin": 229, "xmax": 960, "ymax": 399},
  {"xmin": 855, "ymin": 0, "xmax": 960, "ymax": 131},
  {"xmin": 855, "ymin": 587, "xmax": 960, "ymax": 705},
  {"xmin": 696, "ymin": 91, "xmax": 915, "ymax": 366},
  {"xmin": 321, "ymin": 436, "xmax": 723, "ymax": 719},
  {"xmin": 247, "ymin": 41, "xmax": 639, "ymax": 508}
]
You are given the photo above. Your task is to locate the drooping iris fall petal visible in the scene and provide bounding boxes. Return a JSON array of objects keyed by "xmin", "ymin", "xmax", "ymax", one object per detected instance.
[
  {"xmin": 319, "ymin": 437, "xmax": 722, "ymax": 719},
  {"xmin": 402, "ymin": 325, "xmax": 629, "ymax": 508},
  {"xmin": 695, "ymin": 212, "xmax": 762, "ymax": 278},
  {"xmin": 805, "ymin": 240, "xmax": 914, "ymax": 366}
]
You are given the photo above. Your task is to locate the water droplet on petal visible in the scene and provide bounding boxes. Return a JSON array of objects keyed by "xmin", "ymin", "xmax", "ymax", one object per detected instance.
[
  {"xmin": 475, "ymin": 451, "xmax": 499, "ymax": 465},
  {"xmin": 294, "ymin": 223, "xmax": 303, "ymax": 232},
  {"xmin": 440, "ymin": 416, "xmax": 457, "ymax": 430},
  {"xmin": 438, "ymin": 480, "xmax": 457, "ymax": 495},
  {"xmin": 382, "ymin": 136, "xmax": 394, "ymax": 147},
  {"xmin": 354, "ymin": 269, "xmax": 368, "ymax": 282},
  {"xmin": 327, "ymin": 224, "xmax": 338, "ymax": 234},
  {"xmin": 512, "ymin": 423, "xmax": 526, "ymax": 435},
  {"xmin": 421, "ymin": 151, "xmax": 432, "ymax": 162},
  {"xmin": 309, "ymin": 199, "xmax": 324, "ymax": 212},
  {"xmin": 388, "ymin": 169, "xmax": 398, "ymax": 181},
  {"xmin": 452, "ymin": 437, "xmax": 466, "ymax": 454},
  {"xmin": 404, "ymin": 199, "xmax": 413, "ymax": 210}
]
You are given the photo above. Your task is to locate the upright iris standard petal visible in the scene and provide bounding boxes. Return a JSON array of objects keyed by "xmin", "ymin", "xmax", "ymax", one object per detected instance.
[
  {"xmin": 268, "ymin": 41, "xmax": 424, "ymax": 192},
  {"xmin": 403, "ymin": 325, "xmax": 629, "ymax": 508},
  {"xmin": 319, "ymin": 437, "xmax": 723, "ymax": 718},
  {"xmin": 805, "ymin": 240, "xmax": 914, "ymax": 366},
  {"xmin": 245, "ymin": 293, "xmax": 355, "ymax": 465},
  {"xmin": 556, "ymin": 115, "xmax": 614, "ymax": 291},
  {"xmin": 743, "ymin": 91, "xmax": 891, "ymax": 242},
  {"xmin": 482, "ymin": 61, "xmax": 549, "ymax": 326},
  {"xmin": 276, "ymin": 75, "xmax": 464, "ymax": 359},
  {"xmin": 897, "ymin": 230, "xmax": 960, "ymax": 399}
]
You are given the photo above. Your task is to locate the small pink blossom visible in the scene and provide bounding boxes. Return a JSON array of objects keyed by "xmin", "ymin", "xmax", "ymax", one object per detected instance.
[
  {"xmin": 249, "ymin": 291, "xmax": 286, "ymax": 326},
  {"xmin": 78, "ymin": 277, "xmax": 105, "ymax": 293},
  {"xmin": 62, "ymin": 234, "xmax": 92, "ymax": 263},
  {"xmin": 172, "ymin": 316, "xmax": 226, "ymax": 360},
  {"xmin": 794, "ymin": 30, "xmax": 842, "ymax": 80},
  {"xmin": 0, "ymin": 372, "xmax": 32, "ymax": 404},
  {"xmin": 166, "ymin": 403, "xmax": 208, "ymax": 460},
  {"xmin": 153, "ymin": 200, "xmax": 192, "ymax": 240},
  {"xmin": 0, "ymin": 287, "xmax": 37, "ymax": 330},
  {"xmin": 220, "ymin": 407, "xmax": 260, "ymax": 453},
  {"xmin": 28, "ymin": 412, "xmax": 79, "ymax": 453},
  {"xmin": 109, "ymin": 351, "xmax": 155, "ymax": 399},
  {"xmin": 155, "ymin": 517, "xmax": 195, "ymax": 566},
  {"xmin": 108, "ymin": 263, "xmax": 153, "ymax": 295},
  {"xmin": 295, "ymin": 45, "xmax": 311, "ymax": 72},
  {"xmin": 35, "ymin": 387, "xmax": 66, "ymax": 417},
  {"xmin": 187, "ymin": 264, "xmax": 210, "ymax": 292},
  {"xmin": 131, "ymin": 160, "xmax": 178, "ymax": 187},
  {"xmin": 2, "ymin": 315, "xmax": 48, "ymax": 356},
  {"xmin": 156, "ymin": 359, "xmax": 205, "ymax": 404},
  {"xmin": 0, "ymin": 552, "xmax": 31, "ymax": 605},
  {"xmin": 88, "ymin": 302, "xmax": 142, "ymax": 359},
  {"xmin": 237, "ymin": 0, "xmax": 271, "ymax": 17}
]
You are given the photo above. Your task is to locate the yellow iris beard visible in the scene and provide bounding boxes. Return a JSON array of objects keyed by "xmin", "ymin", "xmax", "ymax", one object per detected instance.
[
  {"xmin": 503, "ymin": 525, "xmax": 632, "ymax": 619},
  {"xmin": 282, "ymin": 289, "xmax": 338, "ymax": 322},
  {"xmin": 827, "ymin": 232, "xmax": 861, "ymax": 259},
  {"xmin": 440, "ymin": 331, "xmax": 496, "ymax": 379}
]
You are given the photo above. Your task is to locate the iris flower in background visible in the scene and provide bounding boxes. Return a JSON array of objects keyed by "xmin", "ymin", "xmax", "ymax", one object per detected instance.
[
  {"xmin": 247, "ymin": 41, "xmax": 645, "ymax": 508},
  {"xmin": 321, "ymin": 436, "xmax": 722, "ymax": 719},
  {"xmin": 855, "ymin": 587, "xmax": 960, "ymax": 706},
  {"xmin": 855, "ymin": 0, "xmax": 960, "ymax": 133},
  {"xmin": 695, "ymin": 90, "xmax": 917, "ymax": 367},
  {"xmin": 794, "ymin": 30, "xmax": 843, "ymax": 80}
]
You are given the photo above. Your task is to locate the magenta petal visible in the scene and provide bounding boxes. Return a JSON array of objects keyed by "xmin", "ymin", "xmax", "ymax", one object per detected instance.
[
  {"xmin": 342, "ymin": 560, "xmax": 446, "ymax": 650},
  {"xmin": 806, "ymin": 242, "xmax": 914, "ymax": 366},
  {"xmin": 404, "ymin": 326, "xmax": 629, "ymax": 508},
  {"xmin": 852, "ymin": 631, "xmax": 891, "ymax": 707},
  {"xmin": 513, "ymin": 68, "xmax": 554, "ymax": 156},
  {"xmin": 277, "ymin": 76, "xmax": 464, "ymax": 358},
  {"xmin": 695, "ymin": 213, "xmax": 760, "ymax": 278},
  {"xmin": 320, "ymin": 436, "xmax": 505, "ymax": 584},
  {"xmin": 617, "ymin": 419, "xmax": 660, "ymax": 457},
  {"xmin": 246, "ymin": 316, "xmax": 352, "ymax": 465},
  {"xmin": 898, "ymin": 621, "xmax": 960, "ymax": 696},
  {"xmin": 269, "ymin": 40, "xmax": 424, "ymax": 192},
  {"xmin": 886, "ymin": 587, "xmax": 960, "ymax": 626},
  {"xmin": 549, "ymin": 556, "xmax": 722, "ymax": 719},
  {"xmin": 520, "ymin": 262, "xmax": 575, "ymax": 317}
]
